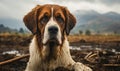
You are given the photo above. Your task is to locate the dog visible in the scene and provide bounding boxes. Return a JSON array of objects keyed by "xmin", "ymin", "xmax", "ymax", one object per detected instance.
[{"xmin": 23, "ymin": 4, "xmax": 92, "ymax": 71}]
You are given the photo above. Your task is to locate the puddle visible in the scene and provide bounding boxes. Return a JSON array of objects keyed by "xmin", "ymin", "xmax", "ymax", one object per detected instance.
[
  {"xmin": 80, "ymin": 45, "xmax": 92, "ymax": 48},
  {"xmin": 70, "ymin": 45, "xmax": 92, "ymax": 50},
  {"xmin": 70, "ymin": 46, "xmax": 81, "ymax": 50},
  {"xmin": 2, "ymin": 50, "xmax": 21, "ymax": 56},
  {"xmin": 70, "ymin": 45, "xmax": 120, "ymax": 54}
]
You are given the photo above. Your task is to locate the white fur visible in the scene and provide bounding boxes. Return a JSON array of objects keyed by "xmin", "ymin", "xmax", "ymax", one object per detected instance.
[
  {"xmin": 42, "ymin": 7, "xmax": 62, "ymax": 44},
  {"xmin": 25, "ymin": 36, "xmax": 92, "ymax": 71}
]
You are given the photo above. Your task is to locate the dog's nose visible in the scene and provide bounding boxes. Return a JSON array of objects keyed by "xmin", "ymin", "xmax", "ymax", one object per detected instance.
[{"xmin": 48, "ymin": 26, "xmax": 58, "ymax": 34}]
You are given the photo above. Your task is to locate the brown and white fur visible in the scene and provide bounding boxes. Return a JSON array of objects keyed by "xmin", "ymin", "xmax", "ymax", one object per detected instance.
[{"xmin": 23, "ymin": 4, "xmax": 92, "ymax": 71}]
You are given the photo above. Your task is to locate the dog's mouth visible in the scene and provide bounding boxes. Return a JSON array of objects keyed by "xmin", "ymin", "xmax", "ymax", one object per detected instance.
[{"xmin": 43, "ymin": 37, "xmax": 60, "ymax": 46}]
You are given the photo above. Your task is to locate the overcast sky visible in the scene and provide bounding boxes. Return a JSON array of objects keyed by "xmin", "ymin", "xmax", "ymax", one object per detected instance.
[{"xmin": 0, "ymin": 0, "xmax": 120, "ymax": 28}]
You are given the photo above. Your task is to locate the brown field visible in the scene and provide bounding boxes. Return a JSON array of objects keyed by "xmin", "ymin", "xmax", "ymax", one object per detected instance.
[
  {"xmin": 0, "ymin": 34, "xmax": 120, "ymax": 71},
  {"xmin": 68, "ymin": 35, "xmax": 120, "ymax": 43}
]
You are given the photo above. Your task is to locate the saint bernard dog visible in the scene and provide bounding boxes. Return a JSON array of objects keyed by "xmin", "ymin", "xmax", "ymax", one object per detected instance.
[{"xmin": 24, "ymin": 4, "xmax": 92, "ymax": 71}]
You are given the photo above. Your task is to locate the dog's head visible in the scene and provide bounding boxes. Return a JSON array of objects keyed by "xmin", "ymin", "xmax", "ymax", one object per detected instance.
[{"xmin": 23, "ymin": 4, "xmax": 76, "ymax": 60}]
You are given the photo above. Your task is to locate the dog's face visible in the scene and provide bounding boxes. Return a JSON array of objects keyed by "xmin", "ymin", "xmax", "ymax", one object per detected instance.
[
  {"xmin": 38, "ymin": 5, "xmax": 66, "ymax": 45},
  {"xmin": 23, "ymin": 4, "xmax": 76, "ymax": 60},
  {"xmin": 24, "ymin": 4, "xmax": 76, "ymax": 46}
]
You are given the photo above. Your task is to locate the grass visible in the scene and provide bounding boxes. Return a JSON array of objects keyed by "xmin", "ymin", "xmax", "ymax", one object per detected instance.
[
  {"xmin": 68, "ymin": 35, "xmax": 120, "ymax": 43},
  {"xmin": 0, "ymin": 33, "xmax": 120, "ymax": 43}
]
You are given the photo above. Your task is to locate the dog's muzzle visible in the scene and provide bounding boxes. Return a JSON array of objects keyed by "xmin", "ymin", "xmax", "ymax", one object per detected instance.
[
  {"xmin": 48, "ymin": 26, "xmax": 58, "ymax": 37},
  {"xmin": 47, "ymin": 26, "xmax": 60, "ymax": 45}
]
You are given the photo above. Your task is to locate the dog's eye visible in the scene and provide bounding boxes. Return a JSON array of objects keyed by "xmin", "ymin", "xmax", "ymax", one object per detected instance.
[
  {"xmin": 56, "ymin": 15, "xmax": 64, "ymax": 24},
  {"xmin": 40, "ymin": 15, "xmax": 49, "ymax": 24}
]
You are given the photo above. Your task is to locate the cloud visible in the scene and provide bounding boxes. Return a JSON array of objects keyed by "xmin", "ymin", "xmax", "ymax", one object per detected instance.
[
  {"xmin": 35, "ymin": 0, "xmax": 120, "ymax": 13},
  {"xmin": 0, "ymin": 0, "xmax": 36, "ymax": 19},
  {"xmin": 100, "ymin": 0, "xmax": 120, "ymax": 5},
  {"xmin": 0, "ymin": 0, "xmax": 120, "ymax": 29},
  {"xmin": 46, "ymin": 0, "xmax": 120, "ymax": 5},
  {"xmin": 0, "ymin": 0, "xmax": 120, "ymax": 20}
]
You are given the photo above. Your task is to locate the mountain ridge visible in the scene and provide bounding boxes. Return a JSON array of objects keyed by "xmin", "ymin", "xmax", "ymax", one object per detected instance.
[{"xmin": 71, "ymin": 10, "xmax": 120, "ymax": 34}]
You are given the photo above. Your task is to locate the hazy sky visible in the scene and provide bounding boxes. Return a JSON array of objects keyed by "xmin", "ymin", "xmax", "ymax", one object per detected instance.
[{"xmin": 0, "ymin": 0, "xmax": 120, "ymax": 29}]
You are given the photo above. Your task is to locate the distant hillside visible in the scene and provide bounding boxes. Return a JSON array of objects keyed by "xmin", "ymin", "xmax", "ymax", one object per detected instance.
[
  {"xmin": 0, "ymin": 24, "xmax": 18, "ymax": 33},
  {"xmin": 0, "ymin": 24, "xmax": 30, "ymax": 33},
  {"xmin": 0, "ymin": 17, "xmax": 30, "ymax": 33},
  {"xmin": 0, "ymin": 18, "xmax": 26, "ymax": 30},
  {"xmin": 71, "ymin": 10, "xmax": 120, "ymax": 34}
]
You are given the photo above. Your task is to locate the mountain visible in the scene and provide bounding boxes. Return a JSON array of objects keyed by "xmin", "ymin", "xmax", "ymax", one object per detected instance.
[
  {"xmin": 0, "ymin": 18, "xmax": 26, "ymax": 30},
  {"xmin": 74, "ymin": 10, "xmax": 100, "ymax": 25},
  {"xmin": 0, "ymin": 24, "xmax": 30, "ymax": 33},
  {"xmin": 71, "ymin": 10, "xmax": 120, "ymax": 34},
  {"xmin": 0, "ymin": 24, "xmax": 18, "ymax": 33}
]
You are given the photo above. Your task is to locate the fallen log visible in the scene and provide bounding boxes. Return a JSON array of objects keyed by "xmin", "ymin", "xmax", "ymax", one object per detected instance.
[{"xmin": 0, "ymin": 54, "xmax": 29, "ymax": 66}]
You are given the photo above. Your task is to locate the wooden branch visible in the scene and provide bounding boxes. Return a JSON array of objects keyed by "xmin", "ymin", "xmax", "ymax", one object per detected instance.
[
  {"xmin": 0, "ymin": 54, "xmax": 30, "ymax": 66},
  {"xmin": 103, "ymin": 64, "xmax": 120, "ymax": 67}
]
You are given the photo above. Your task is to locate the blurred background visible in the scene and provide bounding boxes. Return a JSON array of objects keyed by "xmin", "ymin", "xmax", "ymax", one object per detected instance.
[
  {"xmin": 0, "ymin": 0, "xmax": 120, "ymax": 71},
  {"xmin": 0, "ymin": 0, "xmax": 120, "ymax": 35}
]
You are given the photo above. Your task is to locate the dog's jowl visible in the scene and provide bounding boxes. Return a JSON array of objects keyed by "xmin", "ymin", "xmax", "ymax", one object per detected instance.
[{"xmin": 23, "ymin": 4, "xmax": 92, "ymax": 71}]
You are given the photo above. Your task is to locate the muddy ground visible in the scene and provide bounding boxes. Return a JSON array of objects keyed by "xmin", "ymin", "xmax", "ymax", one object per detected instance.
[{"xmin": 0, "ymin": 34, "xmax": 120, "ymax": 71}]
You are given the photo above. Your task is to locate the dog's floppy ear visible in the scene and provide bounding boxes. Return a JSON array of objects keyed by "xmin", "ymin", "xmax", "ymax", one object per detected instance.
[
  {"xmin": 64, "ymin": 8, "xmax": 76, "ymax": 35},
  {"xmin": 23, "ymin": 5, "xmax": 41, "ymax": 34}
]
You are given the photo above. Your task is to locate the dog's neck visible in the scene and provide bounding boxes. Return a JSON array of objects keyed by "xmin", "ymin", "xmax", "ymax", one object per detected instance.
[
  {"xmin": 28, "ymin": 35, "xmax": 75, "ymax": 71},
  {"xmin": 44, "ymin": 42, "xmax": 60, "ymax": 62},
  {"xmin": 32, "ymin": 35, "xmax": 67, "ymax": 61}
]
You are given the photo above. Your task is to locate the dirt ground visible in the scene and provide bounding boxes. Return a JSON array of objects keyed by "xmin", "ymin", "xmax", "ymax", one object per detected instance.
[{"xmin": 0, "ymin": 34, "xmax": 120, "ymax": 71}]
